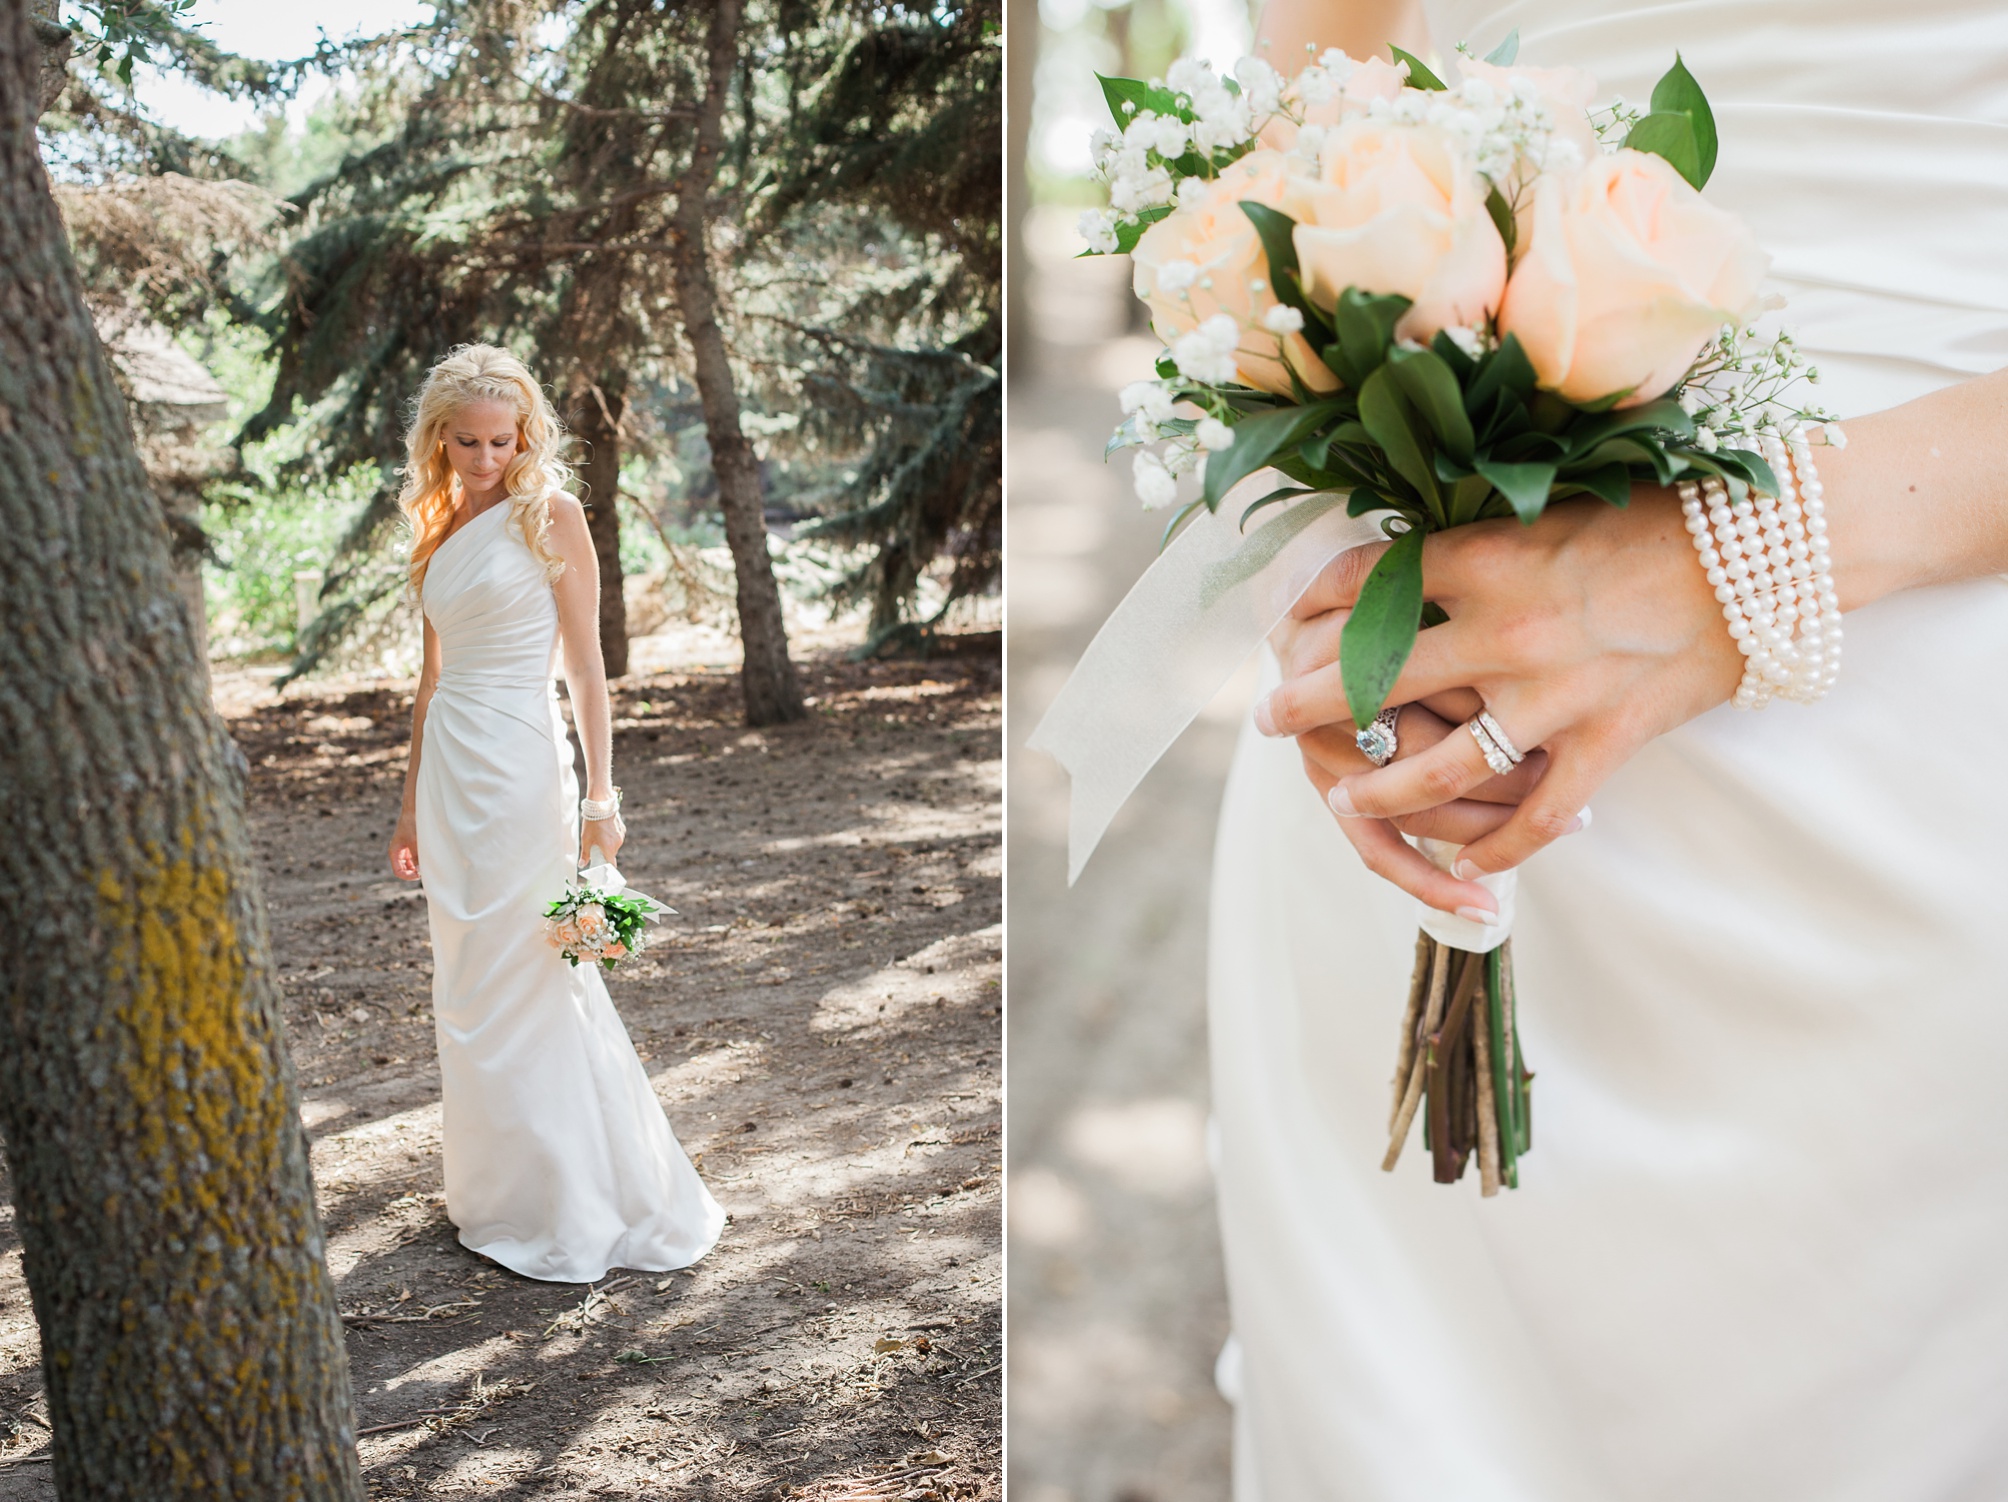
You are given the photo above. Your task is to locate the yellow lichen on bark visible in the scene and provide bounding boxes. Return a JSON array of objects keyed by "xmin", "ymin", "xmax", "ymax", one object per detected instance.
[{"xmin": 87, "ymin": 821, "xmax": 308, "ymax": 1484}]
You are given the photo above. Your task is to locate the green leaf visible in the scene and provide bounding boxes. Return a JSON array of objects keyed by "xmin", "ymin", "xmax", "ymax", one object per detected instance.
[
  {"xmin": 1625, "ymin": 111, "xmax": 1702, "ymax": 190},
  {"xmin": 1688, "ymin": 445, "xmax": 1779, "ymax": 497},
  {"xmin": 1357, "ymin": 367, "xmax": 1442, "ymax": 520},
  {"xmin": 1431, "ymin": 329, "xmax": 1477, "ymax": 380},
  {"xmin": 1483, "ymin": 29, "xmax": 1520, "ymax": 65},
  {"xmin": 1448, "ymin": 472, "xmax": 1496, "ymax": 525},
  {"xmin": 1386, "ymin": 348, "xmax": 1475, "ymax": 464},
  {"xmin": 1341, "ymin": 526, "xmax": 1426, "ymax": 728},
  {"xmin": 1467, "ymin": 333, "xmax": 1536, "ymax": 414},
  {"xmin": 1240, "ymin": 486, "xmax": 1314, "ymax": 530},
  {"xmin": 1474, "ymin": 457, "xmax": 1558, "ymax": 524},
  {"xmin": 1237, "ymin": 202, "xmax": 1331, "ymax": 340},
  {"xmin": 1239, "ymin": 201, "xmax": 1300, "ymax": 282},
  {"xmin": 1528, "ymin": 389, "xmax": 1577, "ymax": 434},
  {"xmin": 1483, "ymin": 184, "xmax": 1517, "ymax": 257},
  {"xmin": 1112, "ymin": 205, "xmax": 1176, "ymax": 255},
  {"xmin": 1388, "ymin": 46, "xmax": 1447, "ymax": 91},
  {"xmin": 1566, "ymin": 461, "xmax": 1632, "ymax": 509},
  {"xmin": 1202, "ymin": 402, "xmax": 1343, "ymax": 510},
  {"xmin": 1650, "ymin": 53, "xmax": 1718, "ymax": 187},
  {"xmin": 1563, "ymin": 397, "xmax": 1693, "ymax": 460},
  {"xmin": 1334, "ymin": 288, "xmax": 1411, "ymax": 389},
  {"xmin": 1098, "ymin": 74, "xmax": 1184, "ymax": 126}
]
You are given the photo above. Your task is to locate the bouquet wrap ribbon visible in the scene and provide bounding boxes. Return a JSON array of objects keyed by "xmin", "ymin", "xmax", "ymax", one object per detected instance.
[
  {"xmin": 580, "ymin": 846, "xmax": 676, "ymax": 920},
  {"xmin": 1025, "ymin": 484, "xmax": 1515, "ymax": 955}
]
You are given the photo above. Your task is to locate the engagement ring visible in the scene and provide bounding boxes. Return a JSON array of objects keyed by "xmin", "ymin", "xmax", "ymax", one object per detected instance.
[{"xmin": 1356, "ymin": 706, "xmax": 1401, "ymax": 767}]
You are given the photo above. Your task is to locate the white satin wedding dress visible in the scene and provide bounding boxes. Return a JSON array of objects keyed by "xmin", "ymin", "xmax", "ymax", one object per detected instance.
[
  {"xmin": 1209, "ymin": 3, "xmax": 2008, "ymax": 1497},
  {"xmin": 416, "ymin": 499, "xmax": 723, "ymax": 1283}
]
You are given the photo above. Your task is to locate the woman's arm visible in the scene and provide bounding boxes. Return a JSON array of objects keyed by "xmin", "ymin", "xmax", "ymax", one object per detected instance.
[
  {"xmin": 547, "ymin": 492, "xmax": 625, "ymax": 867},
  {"xmin": 1253, "ymin": 0, "xmax": 1427, "ymax": 68},
  {"xmin": 388, "ymin": 618, "xmax": 443, "ymax": 881},
  {"xmin": 1261, "ymin": 364, "xmax": 2008, "ymax": 908}
]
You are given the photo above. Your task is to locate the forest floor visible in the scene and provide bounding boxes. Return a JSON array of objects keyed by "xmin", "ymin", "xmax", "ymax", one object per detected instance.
[{"xmin": 0, "ymin": 633, "xmax": 1002, "ymax": 1501}]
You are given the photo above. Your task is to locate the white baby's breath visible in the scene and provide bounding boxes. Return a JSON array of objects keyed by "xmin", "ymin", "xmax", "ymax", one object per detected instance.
[
  {"xmin": 1133, "ymin": 449, "xmax": 1178, "ymax": 509},
  {"xmin": 1077, "ymin": 208, "xmax": 1120, "ymax": 255},
  {"xmin": 1116, "ymin": 381, "xmax": 1172, "ymax": 427},
  {"xmin": 1263, "ymin": 304, "xmax": 1305, "ymax": 335},
  {"xmin": 1196, "ymin": 417, "xmax": 1236, "ymax": 451},
  {"xmin": 1172, "ymin": 313, "xmax": 1242, "ymax": 385}
]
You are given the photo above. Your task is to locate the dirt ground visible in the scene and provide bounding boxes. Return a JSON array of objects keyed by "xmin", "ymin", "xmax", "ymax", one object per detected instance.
[
  {"xmin": 1005, "ymin": 206, "xmax": 1237, "ymax": 1502},
  {"xmin": 0, "ymin": 635, "xmax": 1001, "ymax": 1500}
]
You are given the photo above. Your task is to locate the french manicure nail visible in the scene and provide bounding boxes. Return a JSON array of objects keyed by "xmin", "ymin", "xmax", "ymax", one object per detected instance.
[
  {"xmin": 1253, "ymin": 694, "xmax": 1279, "ymax": 737},
  {"xmin": 1328, "ymin": 784, "xmax": 1358, "ymax": 817},
  {"xmin": 1573, "ymin": 805, "xmax": 1594, "ymax": 833},
  {"xmin": 1455, "ymin": 905, "xmax": 1500, "ymax": 926},
  {"xmin": 1453, "ymin": 858, "xmax": 1481, "ymax": 880}
]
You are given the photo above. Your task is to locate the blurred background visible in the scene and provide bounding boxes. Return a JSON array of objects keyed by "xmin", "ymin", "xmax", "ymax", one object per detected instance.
[
  {"xmin": 34, "ymin": 0, "xmax": 1000, "ymax": 696},
  {"xmin": 1006, "ymin": 2, "xmax": 1259, "ymax": 1498}
]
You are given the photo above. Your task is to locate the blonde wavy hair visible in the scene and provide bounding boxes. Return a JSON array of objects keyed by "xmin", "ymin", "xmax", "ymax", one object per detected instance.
[{"xmin": 398, "ymin": 343, "xmax": 572, "ymax": 592}]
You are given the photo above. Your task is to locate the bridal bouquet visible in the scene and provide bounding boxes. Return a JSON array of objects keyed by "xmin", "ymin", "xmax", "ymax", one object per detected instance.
[
  {"xmin": 544, "ymin": 854, "xmax": 672, "ymax": 970},
  {"xmin": 1072, "ymin": 35, "xmax": 1834, "ymax": 1191}
]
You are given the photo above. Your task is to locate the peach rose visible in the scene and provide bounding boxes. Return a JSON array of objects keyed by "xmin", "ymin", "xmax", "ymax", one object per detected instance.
[
  {"xmin": 1259, "ymin": 54, "xmax": 1409, "ymax": 152},
  {"xmin": 1497, "ymin": 149, "xmax": 1770, "ymax": 407},
  {"xmin": 1133, "ymin": 150, "xmax": 1339, "ymax": 395},
  {"xmin": 602, "ymin": 940, "xmax": 626, "ymax": 959},
  {"xmin": 1293, "ymin": 119, "xmax": 1507, "ymax": 342},
  {"xmin": 1453, "ymin": 58, "xmax": 1599, "ymax": 158},
  {"xmin": 555, "ymin": 919, "xmax": 582, "ymax": 949}
]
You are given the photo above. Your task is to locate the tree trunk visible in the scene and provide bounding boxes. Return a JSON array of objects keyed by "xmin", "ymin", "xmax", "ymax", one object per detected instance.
[
  {"xmin": 28, "ymin": 0, "xmax": 65, "ymax": 116},
  {"xmin": 670, "ymin": 0, "xmax": 804, "ymax": 727},
  {"xmin": 0, "ymin": 6, "xmax": 364, "ymax": 1498},
  {"xmin": 1004, "ymin": 0, "xmax": 1037, "ymax": 382},
  {"xmin": 571, "ymin": 380, "xmax": 628, "ymax": 679}
]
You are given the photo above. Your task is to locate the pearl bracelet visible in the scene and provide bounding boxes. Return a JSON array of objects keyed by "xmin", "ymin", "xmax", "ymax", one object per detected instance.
[
  {"xmin": 1678, "ymin": 424, "xmax": 1842, "ymax": 710},
  {"xmin": 581, "ymin": 788, "xmax": 622, "ymax": 822}
]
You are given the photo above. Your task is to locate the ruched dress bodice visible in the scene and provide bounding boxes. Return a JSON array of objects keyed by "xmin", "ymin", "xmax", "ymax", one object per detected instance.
[
  {"xmin": 1206, "ymin": 7, "xmax": 2008, "ymax": 1499},
  {"xmin": 415, "ymin": 500, "xmax": 722, "ymax": 1283}
]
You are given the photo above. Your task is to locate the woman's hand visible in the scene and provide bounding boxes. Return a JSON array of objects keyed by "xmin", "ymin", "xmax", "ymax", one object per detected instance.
[
  {"xmin": 1259, "ymin": 488, "xmax": 1745, "ymax": 891},
  {"xmin": 389, "ymin": 811, "xmax": 421, "ymax": 881},
  {"xmin": 581, "ymin": 814, "xmax": 625, "ymax": 869}
]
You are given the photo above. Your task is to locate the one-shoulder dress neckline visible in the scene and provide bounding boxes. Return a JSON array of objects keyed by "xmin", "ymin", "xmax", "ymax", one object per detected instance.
[{"xmin": 433, "ymin": 498, "xmax": 510, "ymax": 562}]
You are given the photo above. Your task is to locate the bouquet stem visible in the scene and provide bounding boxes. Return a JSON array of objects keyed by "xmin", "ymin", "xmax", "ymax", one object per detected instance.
[{"xmin": 1383, "ymin": 936, "xmax": 1531, "ymax": 1193}]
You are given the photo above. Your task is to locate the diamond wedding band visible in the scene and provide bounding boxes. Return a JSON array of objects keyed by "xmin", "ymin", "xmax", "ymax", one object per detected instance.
[
  {"xmin": 1356, "ymin": 706, "xmax": 1400, "ymax": 767},
  {"xmin": 1468, "ymin": 710, "xmax": 1524, "ymax": 778}
]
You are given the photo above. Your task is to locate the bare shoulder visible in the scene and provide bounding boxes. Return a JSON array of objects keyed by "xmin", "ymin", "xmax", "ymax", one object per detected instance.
[
  {"xmin": 544, "ymin": 488, "xmax": 589, "ymax": 530},
  {"xmin": 541, "ymin": 489, "xmax": 593, "ymax": 554}
]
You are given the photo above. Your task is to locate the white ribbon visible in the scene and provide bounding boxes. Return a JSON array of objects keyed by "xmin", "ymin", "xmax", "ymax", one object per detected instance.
[
  {"xmin": 1025, "ymin": 481, "xmax": 1516, "ymax": 954},
  {"xmin": 1026, "ymin": 485, "xmax": 1379, "ymax": 883},
  {"xmin": 580, "ymin": 847, "xmax": 676, "ymax": 919}
]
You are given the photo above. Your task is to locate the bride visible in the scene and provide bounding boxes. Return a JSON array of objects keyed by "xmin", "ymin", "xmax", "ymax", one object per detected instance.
[
  {"xmin": 1205, "ymin": 0, "xmax": 2008, "ymax": 1495},
  {"xmin": 385, "ymin": 344, "xmax": 723, "ymax": 1284}
]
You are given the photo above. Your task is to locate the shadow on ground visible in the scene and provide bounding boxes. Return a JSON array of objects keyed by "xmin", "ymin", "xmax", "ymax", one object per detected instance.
[{"xmin": 0, "ymin": 640, "xmax": 1001, "ymax": 1500}]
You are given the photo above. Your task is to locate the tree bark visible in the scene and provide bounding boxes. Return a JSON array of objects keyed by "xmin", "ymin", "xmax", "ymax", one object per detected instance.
[
  {"xmin": 1004, "ymin": 0, "xmax": 1037, "ymax": 382},
  {"xmin": 28, "ymin": 0, "xmax": 65, "ymax": 117},
  {"xmin": 670, "ymin": 0, "xmax": 804, "ymax": 727},
  {"xmin": 0, "ymin": 5, "xmax": 364, "ymax": 1497},
  {"xmin": 571, "ymin": 379, "xmax": 628, "ymax": 679}
]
